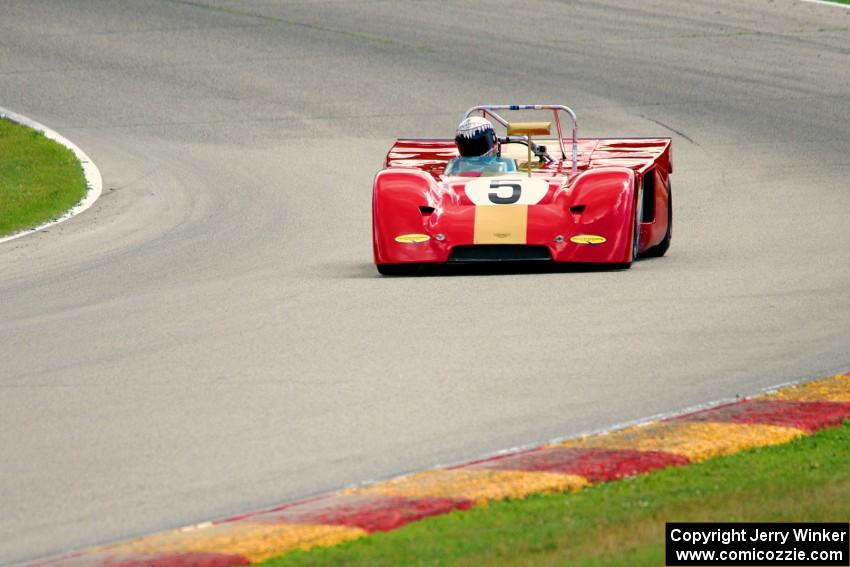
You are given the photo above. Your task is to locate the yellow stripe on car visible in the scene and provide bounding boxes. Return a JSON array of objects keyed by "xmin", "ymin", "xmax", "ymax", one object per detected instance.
[{"xmin": 474, "ymin": 205, "xmax": 528, "ymax": 244}]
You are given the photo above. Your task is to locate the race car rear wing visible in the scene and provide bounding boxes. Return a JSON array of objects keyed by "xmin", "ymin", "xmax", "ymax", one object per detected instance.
[{"xmin": 463, "ymin": 104, "xmax": 578, "ymax": 174}]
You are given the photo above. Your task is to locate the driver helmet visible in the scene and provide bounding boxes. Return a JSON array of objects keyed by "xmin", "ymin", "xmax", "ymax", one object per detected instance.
[{"xmin": 455, "ymin": 117, "xmax": 497, "ymax": 157}]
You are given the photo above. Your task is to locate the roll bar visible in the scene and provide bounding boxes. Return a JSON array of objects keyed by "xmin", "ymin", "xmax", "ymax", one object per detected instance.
[{"xmin": 463, "ymin": 104, "xmax": 578, "ymax": 174}]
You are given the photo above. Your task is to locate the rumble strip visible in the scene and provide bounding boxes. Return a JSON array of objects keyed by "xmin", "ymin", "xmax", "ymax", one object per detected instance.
[{"xmin": 29, "ymin": 373, "xmax": 850, "ymax": 566}]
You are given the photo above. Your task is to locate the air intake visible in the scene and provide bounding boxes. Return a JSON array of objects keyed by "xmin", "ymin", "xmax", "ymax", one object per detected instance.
[{"xmin": 448, "ymin": 245, "xmax": 552, "ymax": 262}]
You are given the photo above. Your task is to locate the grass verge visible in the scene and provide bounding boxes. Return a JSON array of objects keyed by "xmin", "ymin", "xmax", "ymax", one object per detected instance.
[
  {"xmin": 0, "ymin": 117, "xmax": 87, "ymax": 237},
  {"xmin": 263, "ymin": 421, "xmax": 850, "ymax": 566}
]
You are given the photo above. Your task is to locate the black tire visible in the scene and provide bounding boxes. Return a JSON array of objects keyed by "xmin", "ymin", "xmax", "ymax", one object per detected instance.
[
  {"xmin": 632, "ymin": 195, "xmax": 641, "ymax": 263},
  {"xmin": 610, "ymin": 197, "xmax": 641, "ymax": 270},
  {"xmin": 620, "ymin": 188, "xmax": 643, "ymax": 269},
  {"xmin": 644, "ymin": 179, "xmax": 672, "ymax": 258},
  {"xmin": 376, "ymin": 263, "xmax": 420, "ymax": 276}
]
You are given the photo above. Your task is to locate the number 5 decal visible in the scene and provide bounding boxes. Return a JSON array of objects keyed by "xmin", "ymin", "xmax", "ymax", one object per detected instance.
[
  {"xmin": 488, "ymin": 181, "xmax": 522, "ymax": 204},
  {"xmin": 463, "ymin": 177, "xmax": 549, "ymax": 206}
]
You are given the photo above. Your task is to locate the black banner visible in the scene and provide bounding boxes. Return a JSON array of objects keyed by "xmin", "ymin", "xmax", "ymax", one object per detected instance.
[{"xmin": 666, "ymin": 523, "xmax": 849, "ymax": 566}]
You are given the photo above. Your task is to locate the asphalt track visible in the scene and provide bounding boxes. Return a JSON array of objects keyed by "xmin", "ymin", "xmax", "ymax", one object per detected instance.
[{"xmin": 0, "ymin": 1, "xmax": 848, "ymax": 563}]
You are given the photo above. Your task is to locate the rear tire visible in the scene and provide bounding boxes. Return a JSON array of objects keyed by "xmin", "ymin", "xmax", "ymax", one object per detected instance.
[
  {"xmin": 644, "ymin": 180, "xmax": 672, "ymax": 258},
  {"xmin": 376, "ymin": 264, "xmax": 420, "ymax": 276}
]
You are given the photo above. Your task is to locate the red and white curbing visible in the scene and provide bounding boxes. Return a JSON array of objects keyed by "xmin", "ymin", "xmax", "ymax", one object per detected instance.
[{"xmin": 23, "ymin": 371, "xmax": 850, "ymax": 567}]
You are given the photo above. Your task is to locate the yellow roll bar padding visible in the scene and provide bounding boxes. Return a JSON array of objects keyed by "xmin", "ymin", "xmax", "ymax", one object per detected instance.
[
  {"xmin": 508, "ymin": 122, "xmax": 551, "ymax": 175},
  {"xmin": 506, "ymin": 122, "xmax": 552, "ymax": 136}
]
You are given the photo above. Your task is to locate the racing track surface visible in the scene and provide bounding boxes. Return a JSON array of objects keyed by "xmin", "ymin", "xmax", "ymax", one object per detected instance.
[{"xmin": 1, "ymin": 1, "xmax": 848, "ymax": 563}]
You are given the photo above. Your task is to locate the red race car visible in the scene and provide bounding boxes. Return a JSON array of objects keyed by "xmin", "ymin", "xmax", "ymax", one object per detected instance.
[{"xmin": 372, "ymin": 104, "xmax": 672, "ymax": 275}]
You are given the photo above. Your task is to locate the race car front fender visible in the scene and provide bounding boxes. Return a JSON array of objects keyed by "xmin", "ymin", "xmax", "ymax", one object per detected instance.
[
  {"xmin": 372, "ymin": 168, "xmax": 450, "ymax": 264},
  {"xmin": 373, "ymin": 167, "xmax": 639, "ymax": 265},
  {"xmin": 547, "ymin": 167, "xmax": 638, "ymax": 263}
]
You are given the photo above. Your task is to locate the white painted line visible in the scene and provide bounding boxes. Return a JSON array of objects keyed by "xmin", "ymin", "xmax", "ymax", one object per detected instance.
[
  {"xmin": 0, "ymin": 108, "xmax": 103, "ymax": 244},
  {"xmin": 800, "ymin": 0, "xmax": 850, "ymax": 8}
]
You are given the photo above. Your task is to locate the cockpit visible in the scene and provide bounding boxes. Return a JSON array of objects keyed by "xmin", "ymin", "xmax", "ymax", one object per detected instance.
[{"xmin": 444, "ymin": 156, "xmax": 517, "ymax": 176}]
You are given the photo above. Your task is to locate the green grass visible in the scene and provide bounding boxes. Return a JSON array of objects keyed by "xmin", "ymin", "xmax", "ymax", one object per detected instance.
[
  {"xmin": 264, "ymin": 421, "xmax": 850, "ymax": 567},
  {"xmin": 0, "ymin": 118, "xmax": 87, "ymax": 237},
  {"xmin": 822, "ymin": 0, "xmax": 850, "ymax": 5}
]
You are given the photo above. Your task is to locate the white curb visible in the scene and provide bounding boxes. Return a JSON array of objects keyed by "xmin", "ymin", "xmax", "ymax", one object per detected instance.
[
  {"xmin": 0, "ymin": 108, "xmax": 103, "ymax": 244},
  {"xmin": 799, "ymin": 0, "xmax": 850, "ymax": 8}
]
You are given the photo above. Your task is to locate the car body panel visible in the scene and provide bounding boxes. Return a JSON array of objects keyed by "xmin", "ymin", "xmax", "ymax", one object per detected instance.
[{"xmin": 373, "ymin": 135, "xmax": 672, "ymax": 269}]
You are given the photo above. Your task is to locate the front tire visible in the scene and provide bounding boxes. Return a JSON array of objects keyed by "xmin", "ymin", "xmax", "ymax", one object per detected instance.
[
  {"xmin": 611, "ymin": 197, "xmax": 641, "ymax": 270},
  {"xmin": 644, "ymin": 179, "xmax": 672, "ymax": 258}
]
